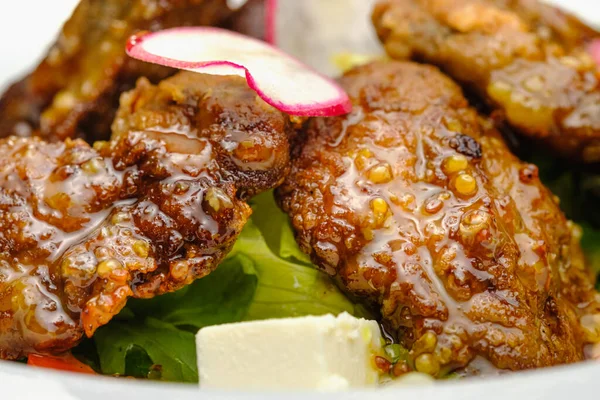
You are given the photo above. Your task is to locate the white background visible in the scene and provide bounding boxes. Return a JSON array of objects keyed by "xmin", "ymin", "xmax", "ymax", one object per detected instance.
[{"xmin": 0, "ymin": 0, "xmax": 79, "ymax": 87}]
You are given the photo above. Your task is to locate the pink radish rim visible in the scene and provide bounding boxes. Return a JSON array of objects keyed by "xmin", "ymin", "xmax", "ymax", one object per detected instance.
[{"xmin": 126, "ymin": 27, "xmax": 352, "ymax": 117}]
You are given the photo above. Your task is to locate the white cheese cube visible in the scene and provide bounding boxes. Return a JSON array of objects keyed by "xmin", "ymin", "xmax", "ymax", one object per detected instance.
[{"xmin": 196, "ymin": 312, "xmax": 383, "ymax": 390}]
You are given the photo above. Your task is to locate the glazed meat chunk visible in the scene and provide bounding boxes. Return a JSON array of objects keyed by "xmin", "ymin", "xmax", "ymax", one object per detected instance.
[
  {"xmin": 0, "ymin": 72, "xmax": 292, "ymax": 360},
  {"xmin": 0, "ymin": 0, "xmax": 236, "ymax": 143},
  {"xmin": 490, "ymin": 0, "xmax": 598, "ymax": 48},
  {"xmin": 372, "ymin": 0, "xmax": 600, "ymax": 162},
  {"xmin": 276, "ymin": 61, "xmax": 600, "ymax": 375}
]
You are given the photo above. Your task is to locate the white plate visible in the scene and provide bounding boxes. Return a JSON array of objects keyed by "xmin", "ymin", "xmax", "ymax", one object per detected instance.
[
  {"xmin": 2, "ymin": 356, "xmax": 600, "ymax": 400},
  {"xmin": 0, "ymin": 1, "xmax": 599, "ymax": 399}
]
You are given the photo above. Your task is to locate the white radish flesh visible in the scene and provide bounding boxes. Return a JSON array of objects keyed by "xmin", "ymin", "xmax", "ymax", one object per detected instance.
[{"xmin": 127, "ymin": 27, "xmax": 352, "ymax": 117}]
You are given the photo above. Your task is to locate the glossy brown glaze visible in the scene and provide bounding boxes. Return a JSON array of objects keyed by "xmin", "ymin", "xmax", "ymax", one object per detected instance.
[
  {"xmin": 0, "ymin": 0, "xmax": 236, "ymax": 143},
  {"xmin": 372, "ymin": 0, "xmax": 600, "ymax": 162},
  {"xmin": 277, "ymin": 61, "xmax": 600, "ymax": 375},
  {"xmin": 0, "ymin": 72, "xmax": 292, "ymax": 359}
]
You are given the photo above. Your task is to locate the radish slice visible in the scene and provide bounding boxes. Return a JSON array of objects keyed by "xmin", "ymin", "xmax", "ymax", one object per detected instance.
[{"xmin": 126, "ymin": 27, "xmax": 351, "ymax": 117}]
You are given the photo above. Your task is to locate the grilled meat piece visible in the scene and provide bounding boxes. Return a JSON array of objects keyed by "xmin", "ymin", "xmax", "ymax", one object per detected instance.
[
  {"xmin": 0, "ymin": 0, "xmax": 236, "ymax": 143},
  {"xmin": 0, "ymin": 71, "xmax": 292, "ymax": 359},
  {"xmin": 372, "ymin": 0, "xmax": 600, "ymax": 162},
  {"xmin": 277, "ymin": 61, "xmax": 600, "ymax": 374}
]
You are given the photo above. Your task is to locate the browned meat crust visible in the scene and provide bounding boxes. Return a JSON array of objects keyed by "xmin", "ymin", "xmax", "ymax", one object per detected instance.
[
  {"xmin": 0, "ymin": 72, "xmax": 292, "ymax": 360},
  {"xmin": 372, "ymin": 0, "xmax": 600, "ymax": 162},
  {"xmin": 490, "ymin": 0, "xmax": 598, "ymax": 48},
  {"xmin": 276, "ymin": 61, "xmax": 600, "ymax": 375},
  {"xmin": 0, "ymin": 0, "xmax": 236, "ymax": 143}
]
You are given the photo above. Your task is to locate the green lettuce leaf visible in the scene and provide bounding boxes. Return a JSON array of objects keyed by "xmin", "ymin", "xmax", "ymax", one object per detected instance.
[
  {"xmin": 91, "ymin": 192, "xmax": 362, "ymax": 382},
  {"xmin": 532, "ymin": 152, "xmax": 600, "ymax": 273},
  {"xmin": 125, "ymin": 258, "xmax": 258, "ymax": 331},
  {"xmin": 249, "ymin": 192, "xmax": 313, "ymax": 265},
  {"xmin": 581, "ymin": 222, "xmax": 600, "ymax": 276},
  {"xmin": 231, "ymin": 193, "xmax": 365, "ymax": 320},
  {"xmin": 94, "ymin": 318, "xmax": 197, "ymax": 382}
]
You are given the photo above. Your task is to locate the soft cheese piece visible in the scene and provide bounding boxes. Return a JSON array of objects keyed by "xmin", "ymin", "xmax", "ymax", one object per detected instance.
[{"xmin": 196, "ymin": 312, "xmax": 383, "ymax": 390}]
